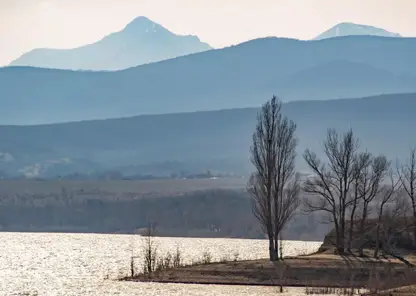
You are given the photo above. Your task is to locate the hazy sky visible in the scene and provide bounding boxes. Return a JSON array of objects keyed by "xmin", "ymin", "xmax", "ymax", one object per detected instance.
[{"xmin": 1, "ymin": 0, "xmax": 415, "ymax": 65}]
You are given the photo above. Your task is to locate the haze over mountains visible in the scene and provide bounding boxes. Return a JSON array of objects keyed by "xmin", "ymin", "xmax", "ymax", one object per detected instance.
[
  {"xmin": 314, "ymin": 22, "xmax": 402, "ymax": 40},
  {"xmin": 1, "ymin": 35, "xmax": 416, "ymax": 125},
  {"xmin": 0, "ymin": 93, "xmax": 415, "ymax": 179},
  {"xmin": 2, "ymin": 18, "xmax": 415, "ymax": 178},
  {"xmin": 9, "ymin": 16, "xmax": 212, "ymax": 71},
  {"xmin": 8, "ymin": 20, "xmax": 404, "ymax": 71}
]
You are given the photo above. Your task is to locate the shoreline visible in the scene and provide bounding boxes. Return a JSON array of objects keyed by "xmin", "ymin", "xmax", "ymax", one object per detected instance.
[
  {"xmin": 125, "ymin": 277, "xmax": 367, "ymax": 289},
  {"xmin": 123, "ymin": 253, "xmax": 416, "ymax": 291},
  {"xmin": 0, "ymin": 230, "xmax": 322, "ymax": 242},
  {"xmin": 124, "ymin": 279, "xmax": 366, "ymax": 290}
]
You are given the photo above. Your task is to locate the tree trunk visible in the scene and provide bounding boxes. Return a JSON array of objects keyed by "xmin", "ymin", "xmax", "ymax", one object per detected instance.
[
  {"xmin": 339, "ymin": 207, "xmax": 346, "ymax": 254},
  {"xmin": 358, "ymin": 205, "xmax": 368, "ymax": 256},
  {"xmin": 373, "ymin": 222, "xmax": 381, "ymax": 258},
  {"xmin": 333, "ymin": 217, "xmax": 342, "ymax": 254},
  {"xmin": 338, "ymin": 230, "xmax": 345, "ymax": 254},
  {"xmin": 268, "ymin": 220, "xmax": 276, "ymax": 261},
  {"xmin": 348, "ymin": 203, "xmax": 358, "ymax": 252},
  {"xmin": 269, "ymin": 235, "xmax": 276, "ymax": 261},
  {"xmin": 274, "ymin": 236, "xmax": 279, "ymax": 260},
  {"xmin": 413, "ymin": 207, "xmax": 416, "ymax": 246},
  {"xmin": 348, "ymin": 183, "xmax": 360, "ymax": 252}
]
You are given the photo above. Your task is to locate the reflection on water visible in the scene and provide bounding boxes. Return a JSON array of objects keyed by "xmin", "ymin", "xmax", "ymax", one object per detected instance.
[{"xmin": 0, "ymin": 232, "xmax": 321, "ymax": 295}]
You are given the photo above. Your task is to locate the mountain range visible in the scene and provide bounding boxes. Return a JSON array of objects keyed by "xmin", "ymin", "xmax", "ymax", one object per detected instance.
[
  {"xmin": 0, "ymin": 93, "xmax": 415, "ymax": 178},
  {"xmin": 8, "ymin": 20, "xmax": 403, "ymax": 71},
  {"xmin": 1, "ymin": 35, "xmax": 416, "ymax": 125},
  {"xmin": 314, "ymin": 22, "xmax": 402, "ymax": 40},
  {"xmin": 9, "ymin": 16, "xmax": 212, "ymax": 71}
]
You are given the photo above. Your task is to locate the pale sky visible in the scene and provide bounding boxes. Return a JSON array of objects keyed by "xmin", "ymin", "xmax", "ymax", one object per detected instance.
[{"xmin": 0, "ymin": 0, "xmax": 415, "ymax": 66}]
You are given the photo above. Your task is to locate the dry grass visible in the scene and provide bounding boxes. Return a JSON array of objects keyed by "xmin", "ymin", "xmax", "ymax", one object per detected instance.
[
  {"xmin": 388, "ymin": 284, "xmax": 416, "ymax": 295},
  {"xmin": 304, "ymin": 287, "xmax": 360, "ymax": 295},
  {"xmin": 363, "ymin": 284, "xmax": 416, "ymax": 296},
  {"xmin": 125, "ymin": 253, "xmax": 416, "ymax": 291}
]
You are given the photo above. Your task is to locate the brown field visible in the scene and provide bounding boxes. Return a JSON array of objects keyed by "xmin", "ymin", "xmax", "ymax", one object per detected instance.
[
  {"xmin": 127, "ymin": 252, "xmax": 416, "ymax": 292},
  {"xmin": 381, "ymin": 285, "xmax": 416, "ymax": 296}
]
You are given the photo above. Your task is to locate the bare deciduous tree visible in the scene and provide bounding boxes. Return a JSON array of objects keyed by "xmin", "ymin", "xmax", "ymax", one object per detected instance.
[
  {"xmin": 373, "ymin": 175, "xmax": 410, "ymax": 266},
  {"xmin": 373, "ymin": 171, "xmax": 400, "ymax": 258},
  {"xmin": 347, "ymin": 152, "xmax": 371, "ymax": 251},
  {"xmin": 356, "ymin": 155, "xmax": 390, "ymax": 256},
  {"xmin": 303, "ymin": 129, "xmax": 359, "ymax": 254},
  {"xmin": 248, "ymin": 96, "xmax": 300, "ymax": 261},
  {"xmin": 142, "ymin": 224, "xmax": 158, "ymax": 274},
  {"xmin": 398, "ymin": 148, "xmax": 416, "ymax": 242}
]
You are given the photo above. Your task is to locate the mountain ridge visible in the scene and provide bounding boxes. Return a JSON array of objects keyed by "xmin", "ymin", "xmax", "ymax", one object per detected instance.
[
  {"xmin": 9, "ymin": 16, "xmax": 212, "ymax": 71},
  {"xmin": 1, "ymin": 35, "xmax": 416, "ymax": 125},
  {"xmin": 0, "ymin": 93, "xmax": 415, "ymax": 178},
  {"xmin": 314, "ymin": 22, "xmax": 402, "ymax": 40}
]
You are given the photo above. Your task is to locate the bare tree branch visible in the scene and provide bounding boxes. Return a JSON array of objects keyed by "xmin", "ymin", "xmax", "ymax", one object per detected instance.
[
  {"xmin": 303, "ymin": 129, "xmax": 359, "ymax": 254},
  {"xmin": 373, "ymin": 171, "xmax": 402, "ymax": 258},
  {"xmin": 397, "ymin": 148, "xmax": 416, "ymax": 243}
]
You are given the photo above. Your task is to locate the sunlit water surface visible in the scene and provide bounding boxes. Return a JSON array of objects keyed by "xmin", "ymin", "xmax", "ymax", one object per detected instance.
[{"xmin": 0, "ymin": 232, "xmax": 323, "ymax": 296}]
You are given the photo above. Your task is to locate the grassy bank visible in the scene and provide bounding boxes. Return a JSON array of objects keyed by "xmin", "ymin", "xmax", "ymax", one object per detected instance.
[
  {"xmin": 123, "ymin": 252, "xmax": 416, "ymax": 293},
  {"xmin": 378, "ymin": 284, "xmax": 416, "ymax": 296}
]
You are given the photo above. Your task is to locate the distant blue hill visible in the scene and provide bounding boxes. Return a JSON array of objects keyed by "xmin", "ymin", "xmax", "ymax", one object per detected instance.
[
  {"xmin": 9, "ymin": 16, "xmax": 212, "ymax": 71},
  {"xmin": 0, "ymin": 93, "xmax": 415, "ymax": 178},
  {"xmin": 314, "ymin": 22, "xmax": 402, "ymax": 40},
  {"xmin": 1, "ymin": 35, "xmax": 416, "ymax": 125}
]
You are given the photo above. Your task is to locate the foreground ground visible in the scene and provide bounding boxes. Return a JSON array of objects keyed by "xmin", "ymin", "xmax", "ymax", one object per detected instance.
[
  {"xmin": 379, "ymin": 285, "xmax": 416, "ymax": 296},
  {"xmin": 126, "ymin": 252, "xmax": 416, "ymax": 292}
]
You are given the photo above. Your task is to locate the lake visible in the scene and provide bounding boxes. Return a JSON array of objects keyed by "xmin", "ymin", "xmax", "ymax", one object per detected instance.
[{"xmin": 0, "ymin": 232, "xmax": 322, "ymax": 295}]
